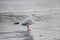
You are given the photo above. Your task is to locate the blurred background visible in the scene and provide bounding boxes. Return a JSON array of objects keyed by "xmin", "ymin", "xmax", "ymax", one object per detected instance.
[{"xmin": 0, "ymin": 0, "xmax": 60, "ymax": 40}]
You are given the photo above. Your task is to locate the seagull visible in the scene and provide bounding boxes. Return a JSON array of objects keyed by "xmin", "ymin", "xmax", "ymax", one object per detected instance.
[{"xmin": 21, "ymin": 13, "xmax": 36, "ymax": 32}]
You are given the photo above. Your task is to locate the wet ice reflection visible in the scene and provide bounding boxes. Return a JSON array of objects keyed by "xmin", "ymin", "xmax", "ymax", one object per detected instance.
[{"xmin": 0, "ymin": 31, "xmax": 34, "ymax": 40}]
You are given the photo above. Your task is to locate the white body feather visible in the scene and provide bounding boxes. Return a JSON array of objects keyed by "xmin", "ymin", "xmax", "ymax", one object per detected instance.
[{"xmin": 21, "ymin": 13, "xmax": 35, "ymax": 26}]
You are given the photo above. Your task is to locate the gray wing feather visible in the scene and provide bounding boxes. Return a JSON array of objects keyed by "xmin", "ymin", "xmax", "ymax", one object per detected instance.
[{"xmin": 21, "ymin": 19, "xmax": 33, "ymax": 26}]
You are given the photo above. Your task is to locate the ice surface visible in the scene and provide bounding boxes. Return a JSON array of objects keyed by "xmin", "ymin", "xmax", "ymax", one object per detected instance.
[{"xmin": 0, "ymin": 0, "xmax": 60, "ymax": 40}]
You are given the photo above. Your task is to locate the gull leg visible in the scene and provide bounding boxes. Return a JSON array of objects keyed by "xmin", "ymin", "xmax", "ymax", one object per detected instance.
[{"xmin": 27, "ymin": 25, "xmax": 31, "ymax": 32}]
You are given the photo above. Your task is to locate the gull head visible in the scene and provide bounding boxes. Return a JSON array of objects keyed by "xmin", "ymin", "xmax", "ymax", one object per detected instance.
[{"xmin": 32, "ymin": 13, "xmax": 36, "ymax": 16}]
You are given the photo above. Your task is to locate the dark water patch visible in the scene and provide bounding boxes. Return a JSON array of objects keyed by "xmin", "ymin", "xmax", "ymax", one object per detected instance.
[
  {"xmin": 0, "ymin": 31, "xmax": 21, "ymax": 34},
  {"xmin": 23, "ymin": 34, "xmax": 34, "ymax": 40},
  {"xmin": 0, "ymin": 32, "xmax": 13, "ymax": 34},
  {"xmin": 20, "ymin": 31, "xmax": 34, "ymax": 40},
  {"xmin": 24, "ymin": 37, "xmax": 34, "ymax": 40},
  {"xmin": 39, "ymin": 34, "xmax": 43, "ymax": 37}
]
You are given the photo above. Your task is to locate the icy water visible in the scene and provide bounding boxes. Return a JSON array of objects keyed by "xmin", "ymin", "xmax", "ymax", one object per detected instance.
[{"xmin": 0, "ymin": 13, "xmax": 60, "ymax": 40}]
